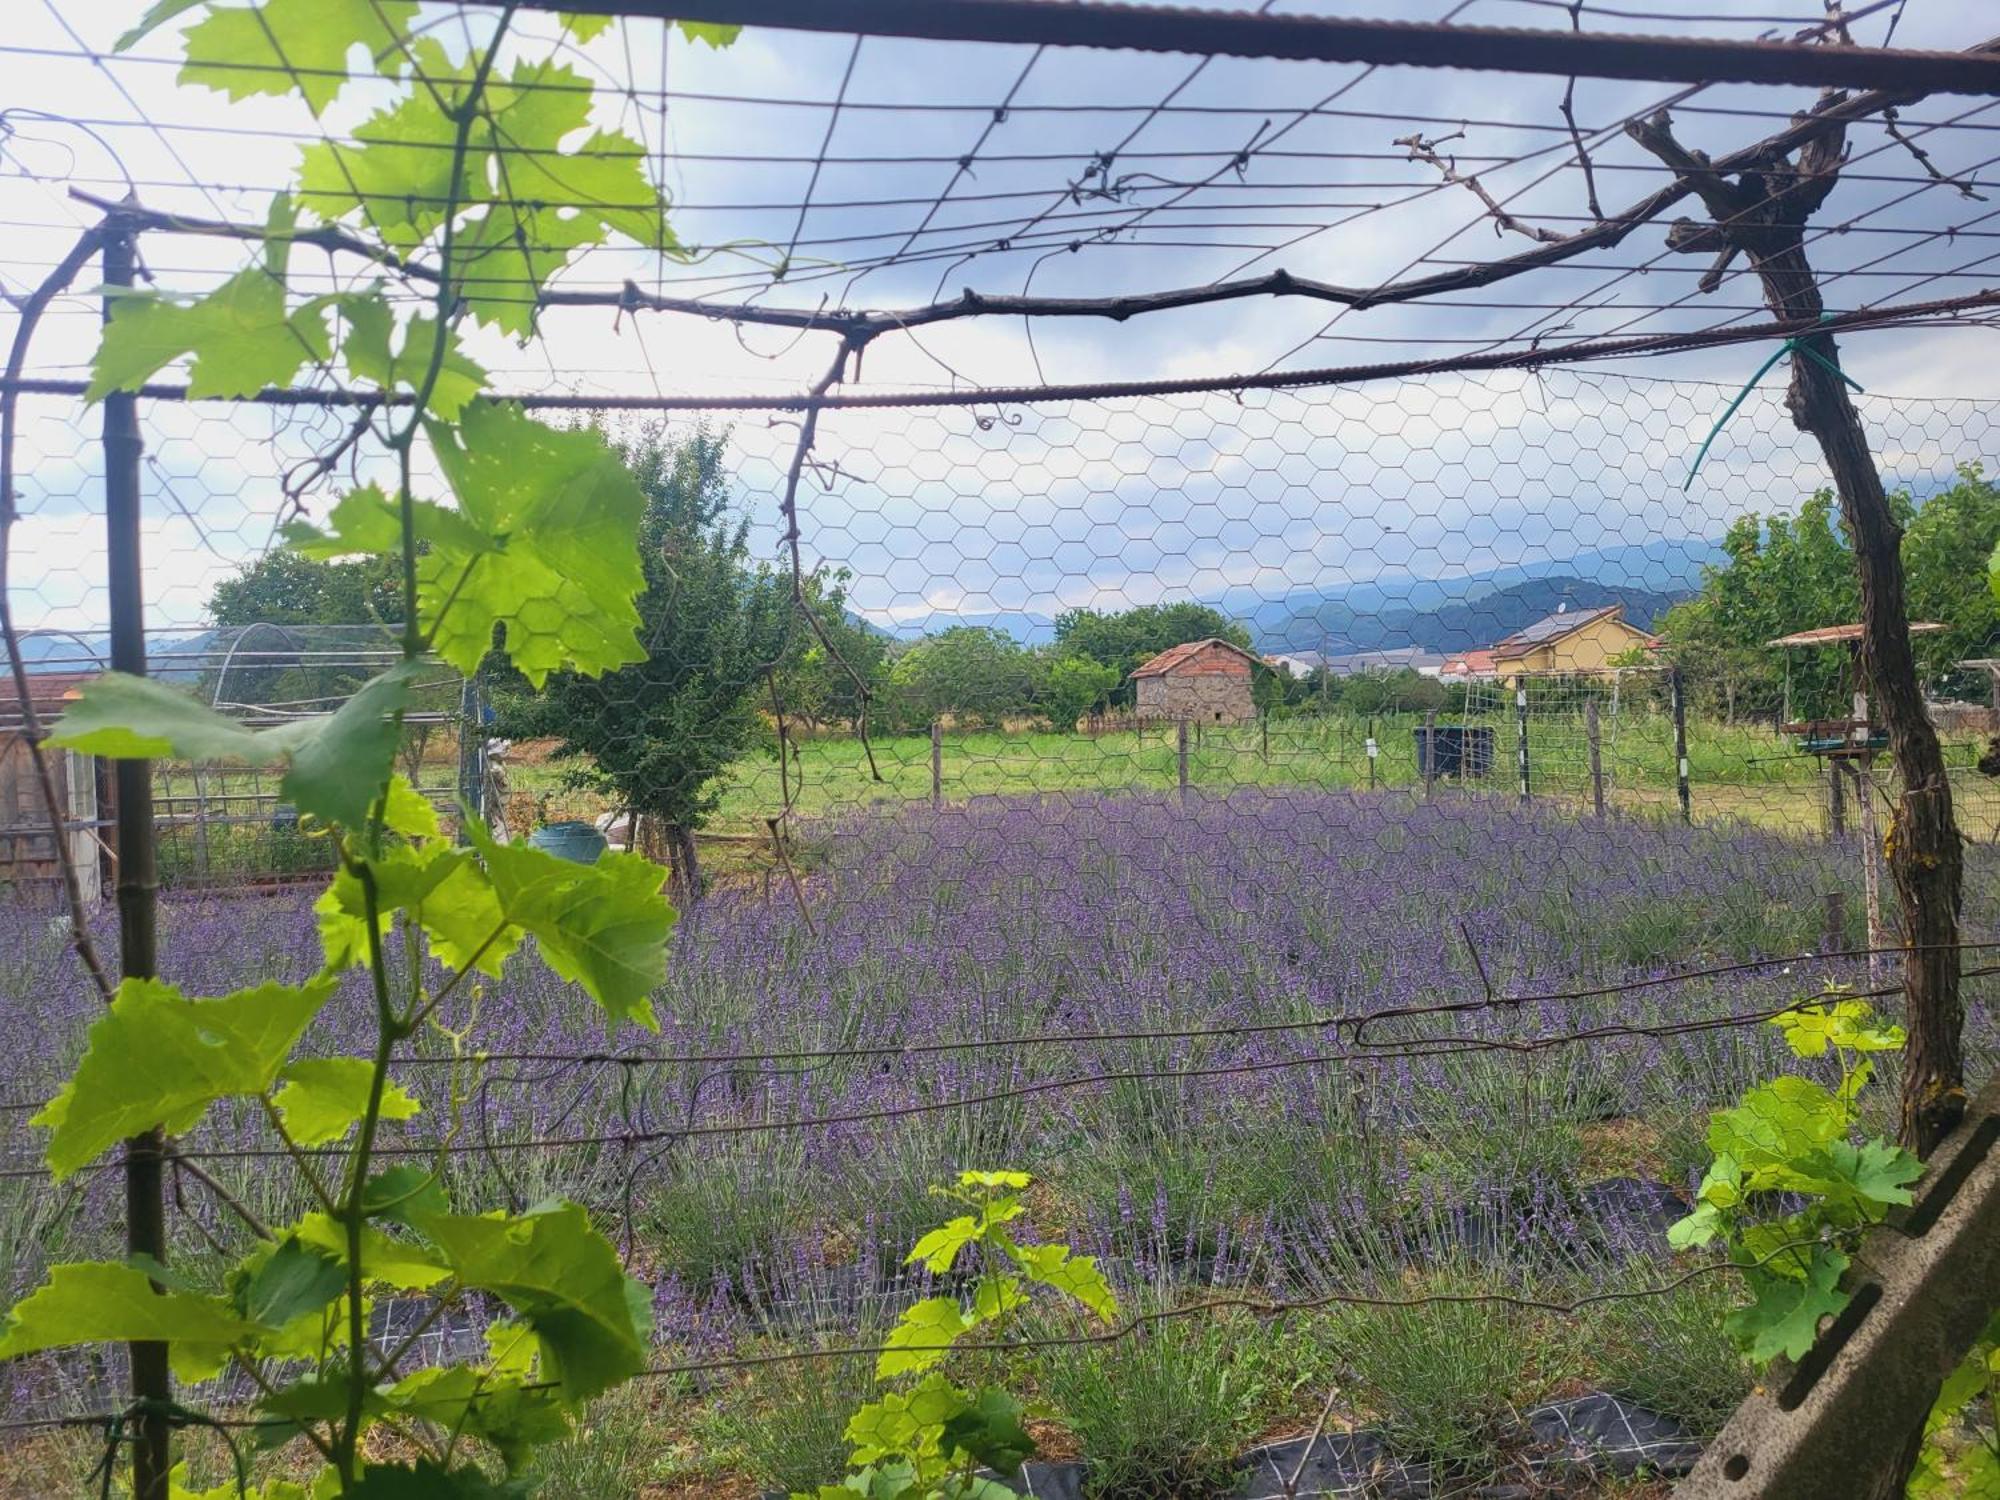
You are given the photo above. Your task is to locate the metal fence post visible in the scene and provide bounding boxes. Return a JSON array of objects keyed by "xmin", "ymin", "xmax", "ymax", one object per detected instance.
[
  {"xmin": 1515, "ymin": 683, "xmax": 1531, "ymax": 804},
  {"xmin": 1177, "ymin": 719, "xmax": 1190, "ymax": 801},
  {"xmin": 1670, "ymin": 665, "xmax": 1691, "ymax": 824},
  {"xmin": 104, "ymin": 226, "xmax": 171, "ymax": 1500},
  {"xmin": 1585, "ymin": 697, "xmax": 1605, "ymax": 818},
  {"xmin": 1422, "ymin": 708, "xmax": 1436, "ymax": 798},
  {"xmin": 1827, "ymin": 754, "xmax": 1847, "ymax": 840},
  {"xmin": 930, "ymin": 720, "xmax": 942, "ymax": 811},
  {"xmin": 1260, "ymin": 711, "xmax": 1269, "ymax": 766},
  {"xmin": 1365, "ymin": 716, "xmax": 1377, "ymax": 790}
]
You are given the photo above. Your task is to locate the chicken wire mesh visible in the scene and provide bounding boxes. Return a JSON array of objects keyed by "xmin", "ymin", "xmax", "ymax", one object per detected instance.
[{"xmin": 3, "ymin": 364, "xmax": 1999, "ymax": 1468}]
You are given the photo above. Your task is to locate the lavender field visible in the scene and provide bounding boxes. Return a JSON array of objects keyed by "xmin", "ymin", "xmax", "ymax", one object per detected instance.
[{"xmin": 5, "ymin": 790, "xmax": 1998, "ymax": 1496}]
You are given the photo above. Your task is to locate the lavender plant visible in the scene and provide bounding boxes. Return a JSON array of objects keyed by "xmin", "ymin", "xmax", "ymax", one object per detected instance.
[{"xmin": 0, "ymin": 4, "xmax": 733, "ymax": 1493}]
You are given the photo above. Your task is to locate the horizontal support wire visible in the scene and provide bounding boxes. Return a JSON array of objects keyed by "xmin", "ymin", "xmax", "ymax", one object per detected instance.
[{"xmin": 8, "ymin": 284, "xmax": 1996, "ymax": 410}]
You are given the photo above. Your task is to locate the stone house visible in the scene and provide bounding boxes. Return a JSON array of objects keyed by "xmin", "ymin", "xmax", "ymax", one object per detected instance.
[{"xmin": 1130, "ymin": 638, "xmax": 1260, "ymax": 724}]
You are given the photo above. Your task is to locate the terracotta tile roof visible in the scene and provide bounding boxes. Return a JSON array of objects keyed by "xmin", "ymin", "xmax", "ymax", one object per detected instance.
[
  {"xmin": 1129, "ymin": 637, "xmax": 1261, "ymax": 679},
  {"xmin": 1768, "ymin": 622, "xmax": 1945, "ymax": 648},
  {"xmin": 1440, "ymin": 648, "xmax": 1498, "ymax": 676}
]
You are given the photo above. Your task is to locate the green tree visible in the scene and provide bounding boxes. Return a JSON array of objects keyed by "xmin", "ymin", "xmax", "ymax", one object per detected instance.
[
  {"xmin": 1053, "ymin": 602, "xmax": 1252, "ymax": 706},
  {"xmin": 1660, "ymin": 471, "xmax": 2000, "ymax": 720},
  {"xmin": 884, "ymin": 626, "xmax": 1041, "ymax": 728},
  {"xmin": 494, "ymin": 424, "xmax": 790, "ymax": 898},
  {"xmin": 1039, "ymin": 653, "xmax": 1121, "ymax": 731},
  {"xmin": 775, "ymin": 569, "xmax": 890, "ymax": 731},
  {"xmin": 209, "ymin": 547, "xmax": 403, "ymax": 630}
]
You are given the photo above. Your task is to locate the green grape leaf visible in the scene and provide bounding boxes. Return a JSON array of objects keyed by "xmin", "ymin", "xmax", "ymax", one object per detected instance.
[
  {"xmin": 383, "ymin": 1365, "xmax": 571, "ymax": 1475},
  {"xmin": 845, "ymin": 1373, "xmax": 967, "ymax": 1464},
  {"xmin": 181, "ymin": 0, "xmax": 419, "ymax": 116},
  {"xmin": 415, "ymin": 1201, "xmax": 650, "ymax": 1402},
  {"xmin": 448, "ymin": 205, "xmax": 606, "ymax": 339},
  {"xmin": 291, "ymin": 1211, "xmax": 452, "ymax": 1291},
  {"xmin": 341, "ymin": 297, "xmax": 487, "ymax": 419},
  {"xmin": 231, "ymin": 1237, "xmax": 347, "ymax": 1328},
  {"xmin": 299, "ymin": 58, "xmax": 468, "ymax": 249},
  {"xmin": 905, "ymin": 1214, "xmax": 981, "ymax": 1275},
  {"xmin": 0, "ymin": 1262, "xmax": 259, "ymax": 1381},
  {"xmin": 381, "ymin": 774, "xmax": 441, "ymax": 839},
  {"xmin": 1783, "ymin": 1137, "xmax": 1924, "ymax": 1212},
  {"xmin": 959, "ymin": 1169, "xmax": 1032, "ymax": 1191},
  {"xmin": 33, "ymin": 975, "xmax": 337, "ymax": 1178},
  {"xmin": 940, "ymin": 1387, "xmax": 1035, "ymax": 1476},
  {"xmin": 877, "ymin": 1297, "xmax": 972, "ymax": 1379},
  {"xmin": 316, "ymin": 840, "xmax": 519, "ymax": 976},
  {"xmin": 466, "ymin": 818, "xmax": 673, "ymax": 1029},
  {"xmin": 116, "ymin": 0, "xmax": 210, "ymax": 52},
  {"xmin": 418, "ymin": 401, "xmax": 649, "ymax": 683},
  {"xmin": 88, "ymin": 197, "xmax": 333, "ymax": 399},
  {"xmin": 1007, "ymin": 1242, "xmax": 1118, "ymax": 1321},
  {"xmin": 970, "ymin": 1274, "xmax": 1028, "ymax": 1323},
  {"xmin": 345, "ymin": 1461, "xmax": 534, "ymax": 1499},
  {"xmin": 273, "ymin": 1058, "xmax": 420, "ymax": 1148},
  {"xmin": 250, "ymin": 1371, "xmax": 355, "ymax": 1451},
  {"xmin": 51, "ymin": 662, "xmax": 418, "ymax": 832},
  {"xmin": 499, "ymin": 127, "xmax": 673, "ymax": 252},
  {"xmin": 1707, "ymin": 1074, "xmax": 1848, "ymax": 1171},
  {"xmin": 559, "ymin": 13, "xmax": 615, "ymax": 41},
  {"xmin": 361, "ymin": 1164, "xmax": 448, "ymax": 1228},
  {"xmin": 677, "ymin": 21, "xmax": 742, "ymax": 47},
  {"xmin": 1666, "ymin": 1202, "xmax": 1722, "ymax": 1250},
  {"xmin": 1725, "ymin": 1249, "xmax": 1849, "ymax": 1362}
]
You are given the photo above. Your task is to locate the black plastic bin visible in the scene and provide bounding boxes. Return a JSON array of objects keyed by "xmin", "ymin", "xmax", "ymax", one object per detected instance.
[{"xmin": 1412, "ymin": 724, "xmax": 1494, "ymax": 778}]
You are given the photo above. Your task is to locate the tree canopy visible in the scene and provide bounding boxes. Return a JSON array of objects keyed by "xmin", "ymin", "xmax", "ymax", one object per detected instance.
[{"xmin": 1658, "ymin": 466, "xmax": 2000, "ymax": 718}]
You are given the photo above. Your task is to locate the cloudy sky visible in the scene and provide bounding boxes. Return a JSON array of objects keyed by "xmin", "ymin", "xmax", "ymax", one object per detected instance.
[{"xmin": 5, "ymin": 0, "xmax": 2000, "ymax": 640}]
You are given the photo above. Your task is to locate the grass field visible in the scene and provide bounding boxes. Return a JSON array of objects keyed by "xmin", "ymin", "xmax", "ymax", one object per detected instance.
[{"xmin": 504, "ymin": 709, "xmax": 2000, "ymax": 846}]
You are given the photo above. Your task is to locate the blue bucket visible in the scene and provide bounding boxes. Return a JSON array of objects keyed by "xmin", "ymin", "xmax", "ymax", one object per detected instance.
[{"xmin": 527, "ymin": 820, "xmax": 608, "ymax": 864}]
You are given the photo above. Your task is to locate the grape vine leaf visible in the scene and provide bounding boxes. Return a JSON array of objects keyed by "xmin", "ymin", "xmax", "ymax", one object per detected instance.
[
  {"xmin": 274, "ymin": 1058, "xmax": 421, "ymax": 1147},
  {"xmin": 940, "ymin": 1388, "xmax": 1035, "ymax": 1475},
  {"xmin": 230, "ymin": 1236, "xmax": 348, "ymax": 1328},
  {"xmin": 558, "ymin": 14, "xmax": 615, "ymax": 42},
  {"xmin": 342, "ymin": 297, "xmax": 487, "ymax": 419},
  {"xmin": 415, "ymin": 1201, "xmax": 651, "ymax": 1402},
  {"xmin": 677, "ymin": 21, "xmax": 742, "ymax": 47},
  {"xmin": 0, "ymin": 1262, "xmax": 260, "ymax": 1381},
  {"xmin": 296, "ymin": 403, "xmax": 648, "ymax": 684},
  {"xmin": 299, "ymin": 61, "xmax": 469, "ymax": 250},
  {"xmin": 466, "ymin": 818, "xmax": 674, "ymax": 1030},
  {"xmin": 315, "ymin": 840, "xmax": 519, "ymax": 977},
  {"xmin": 1007, "ymin": 1242, "xmax": 1118, "ymax": 1321},
  {"xmin": 905, "ymin": 1215, "xmax": 982, "ymax": 1275},
  {"xmin": 87, "ymin": 198, "xmax": 337, "ymax": 400},
  {"xmin": 448, "ymin": 205, "xmax": 608, "ymax": 339},
  {"xmin": 344, "ymin": 1461, "xmax": 534, "ymax": 1499},
  {"xmin": 381, "ymin": 774, "xmax": 441, "ymax": 839},
  {"xmin": 1726, "ymin": 1249, "xmax": 1849, "ymax": 1362},
  {"xmin": 383, "ymin": 1366, "xmax": 571, "ymax": 1475},
  {"xmin": 878, "ymin": 1296, "xmax": 972, "ymax": 1378},
  {"xmin": 115, "ymin": 0, "xmax": 209, "ymax": 52},
  {"xmin": 181, "ymin": 0, "xmax": 418, "ymax": 116},
  {"xmin": 34, "ymin": 976, "xmax": 338, "ymax": 1179},
  {"xmin": 291, "ymin": 1212, "xmax": 451, "ymax": 1291},
  {"xmin": 51, "ymin": 661, "xmax": 418, "ymax": 832},
  {"xmin": 361, "ymin": 1164, "xmax": 448, "ymax": 1228}
]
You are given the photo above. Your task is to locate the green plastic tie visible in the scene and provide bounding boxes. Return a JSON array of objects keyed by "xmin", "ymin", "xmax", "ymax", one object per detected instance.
[{"xmin": 1684, "ymin": 313, "xmax": 1865, "ymax": 491}]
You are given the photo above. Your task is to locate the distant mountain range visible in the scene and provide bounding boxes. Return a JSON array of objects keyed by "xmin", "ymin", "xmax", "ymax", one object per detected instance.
[{"xmin": 870, "ymin": 537, "xmax": 1721, "ymax": 652}]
